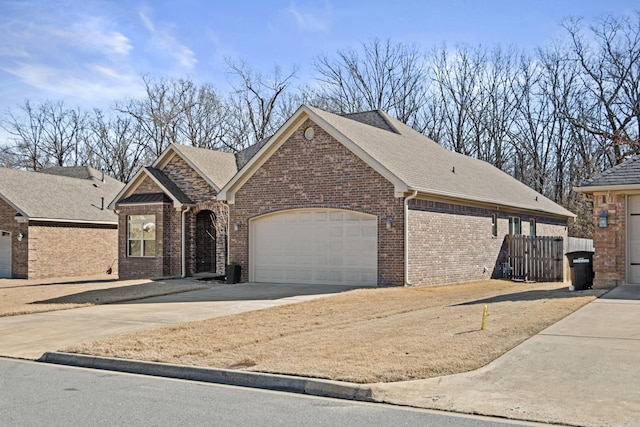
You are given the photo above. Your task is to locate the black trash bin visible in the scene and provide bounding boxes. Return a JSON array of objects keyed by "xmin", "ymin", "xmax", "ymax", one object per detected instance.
[
  {"xmin": 566, "ymin": 251, "xmax": 594, "ymax": 290},
  {"xmin": 225, "ymin": 263, "xmax": 241, "ymax": 284}
]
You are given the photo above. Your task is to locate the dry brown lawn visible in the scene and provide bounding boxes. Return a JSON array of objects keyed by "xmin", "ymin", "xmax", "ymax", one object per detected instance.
[
  {"xmin": 66, "ymin": 280, "xmax": 608, "ymax": 384},
  {"xmin": 0, "ymin": 276, "xmax": 207, "ymax": 317}
]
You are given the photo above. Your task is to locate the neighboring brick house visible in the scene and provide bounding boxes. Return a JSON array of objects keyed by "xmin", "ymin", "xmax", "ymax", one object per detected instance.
[
  {"xmin": 0, "ymin": 166, "xmax": 123, "ymax": 279},
  {"xmin": 575, "ymin": 156, "xmax": 640, "ymax": 287},
  {"xmin": 218, "ymin": 106, "xmax": 574, "ymax": 286},
  {"xmin": 109, "ymin": 144, "xmax": 240, "ymax": 279}
]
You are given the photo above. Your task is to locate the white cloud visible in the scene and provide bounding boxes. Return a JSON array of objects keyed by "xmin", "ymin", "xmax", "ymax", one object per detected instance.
[
  {"xmin": 138, "ymin": 7, "xmax": 197, "ymax": 70},
  {"xmin": 0, "ymin": 2, "xmax": 141, "ymax": 108},
  {"xmin": 0, "ymin": 62, "xmax": 144, "ymax": 102},
  {"xmin": 284, "ymin": 3, "xmax": 332, "ymax": 33}
]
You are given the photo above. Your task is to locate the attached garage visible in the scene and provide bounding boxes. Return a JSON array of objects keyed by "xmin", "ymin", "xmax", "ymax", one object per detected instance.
[
  {"xmin": 250, "ymin": 209, "xmax": 377, "ymax": 286},
  {"xmin": 0, "ymin": 231, "xmax": 10, "ymax": 278}
]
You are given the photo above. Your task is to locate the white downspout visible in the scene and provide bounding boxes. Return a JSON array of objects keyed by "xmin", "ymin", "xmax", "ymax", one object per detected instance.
[
  {"xmin": 181, "ymin": 206, "xmax": 191, "ymax": 278},
  {"xmin": 404, "ymin": 190, "xmax": 418, "ymax": 286}
]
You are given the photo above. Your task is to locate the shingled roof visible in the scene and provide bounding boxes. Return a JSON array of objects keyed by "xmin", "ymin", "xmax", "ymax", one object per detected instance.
[
  {"xmin": 166, "ymin": 144, "xmax": 238, "ymax": 191},
  {"xmin": 0, "ymin": 166, "xmax": 124, "ymax": 224},
  {"xmin": 219, "ymin": 105, "xmax": 575, "ymax": 219},
  {"xmin": 576, "ymin": 156, "xmax": 640, "ymax": 190}
]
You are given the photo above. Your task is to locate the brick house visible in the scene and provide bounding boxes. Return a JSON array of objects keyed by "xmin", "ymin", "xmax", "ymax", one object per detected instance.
[
  {"xmin": 217, "ymin": 106, "xmax": 574, "ymax": 286},
  {"xmin": 0, "ymin": 166, "xmax": 123, "ymax": 279},
  {"xmin": 575, "ymin": 156, "xmax": 640, "ymax": 287},
  {"xmin": 109, "ymin": 144, "xmax": 242, "ymax": 279}
]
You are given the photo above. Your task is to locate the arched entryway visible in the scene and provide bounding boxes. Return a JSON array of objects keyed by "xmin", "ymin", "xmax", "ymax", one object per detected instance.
[{"xmin": 196, "ymin": 210, "xmax": 216, "ymax": 273}]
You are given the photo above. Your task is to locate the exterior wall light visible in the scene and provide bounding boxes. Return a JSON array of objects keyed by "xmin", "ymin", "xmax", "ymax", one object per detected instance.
[
  {"xmin": 17, "ymin": 231, "xmax": 25, "ymax": 241},
  {"xmin": 599, "ymin": 210, "xmax": 608, "ymax": 228},
  {"xmin": 386, "ymin": 218, "xmax": 393, "ymax": 230},
  {"xmin": 234, "ymin": 221, "xmax": 242, "ymax": 231}
]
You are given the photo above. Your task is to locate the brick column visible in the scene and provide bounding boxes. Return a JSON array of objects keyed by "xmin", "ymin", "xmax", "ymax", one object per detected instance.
[{"xmin": 592, "ymin": 193, "xmax": 625, "ymax": 287}]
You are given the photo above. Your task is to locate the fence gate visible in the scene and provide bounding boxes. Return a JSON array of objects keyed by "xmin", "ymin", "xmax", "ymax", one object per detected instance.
[{"xmin": 505, "ymin": 235, "xmax": 564, "ymax": 282}]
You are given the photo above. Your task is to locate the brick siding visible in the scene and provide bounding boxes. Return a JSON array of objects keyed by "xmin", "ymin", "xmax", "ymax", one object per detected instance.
[
  {"xmin": 592, "ymin": 193, "xmax": 625, "ymax": 287},
  {"xmin": 408, "ymin": 198, "xmax": 567, "ymax": 286},
  {"xmin": 228, "ymin": 118, "xmax": 568, "ymax": 287},
  {"xmin": 1, "ymin": 198, "xmax": 117, "ymax": 280},
  {"xmin": 0, "ymin": 198, "xmax": 28, "ymax": 278},
  {"xmin": 117, "ymin": 155, "xmax": 224, "ymax": 280},
  {"xmin": 228, "ymin": 119, "xmax": 405, "ymax": 286},
  {"xmin": 27, "ymin": 222, "xmax": 117, "ymax": 279}
]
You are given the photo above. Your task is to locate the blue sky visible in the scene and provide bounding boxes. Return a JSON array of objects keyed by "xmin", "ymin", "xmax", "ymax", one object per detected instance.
[{"xmin": 0, "ymin": 0, "xmax": 637, "ymax": 116}]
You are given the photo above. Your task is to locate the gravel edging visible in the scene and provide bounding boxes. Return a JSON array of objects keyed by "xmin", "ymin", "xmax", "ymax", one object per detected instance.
[{"xmin": 39, "ymin": 352, "xmax": 375, "ymax": 401}]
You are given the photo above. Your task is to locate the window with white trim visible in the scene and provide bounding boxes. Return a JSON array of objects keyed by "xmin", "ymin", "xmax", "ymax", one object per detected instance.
[
  {"xmin": 529, "ymin": 219, "xmax": 536, "ymax": 236},
  {"xmin": 508, "ymin": 216, "xmax": 521, "ymax": 235},
  {"xmin": 128, "ymin": 215, "xmax": 156, "ymax": 257}
]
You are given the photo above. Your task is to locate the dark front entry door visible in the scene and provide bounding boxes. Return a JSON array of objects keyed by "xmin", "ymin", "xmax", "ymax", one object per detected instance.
[{"xmin": 196, "ymin": 210, "xmax": 216, "ymax": 273}]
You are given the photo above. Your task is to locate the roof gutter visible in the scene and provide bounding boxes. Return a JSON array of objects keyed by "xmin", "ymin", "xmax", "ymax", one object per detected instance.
[
  {"xmin": 16, "ymin": 216, "xmax": 118, "ymax": 225},
  {"xmin": 404, "ymin": 190, "xmax": 418, "ymax": 286},
  {"xmin": 573, "ymin": 184, "xmax": 640, "ymax": 193},
  {"xmin": 181, "ymin": 206, "xmax": 192, "ymax": 278}
]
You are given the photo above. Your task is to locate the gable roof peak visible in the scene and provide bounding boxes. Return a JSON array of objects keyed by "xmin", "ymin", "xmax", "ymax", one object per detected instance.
[{"xmin": 155, "ymin": 143, "xmax": 238, "ymax": 191}]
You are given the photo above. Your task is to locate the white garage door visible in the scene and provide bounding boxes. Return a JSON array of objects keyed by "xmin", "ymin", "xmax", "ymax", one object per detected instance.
[
  {"xmin": 251, "ymin": 210, "xmax": 377, "ymax": 286},
  {"xmin": 0, "ymin": 231, "xmax": 11, "ymax": 278}
]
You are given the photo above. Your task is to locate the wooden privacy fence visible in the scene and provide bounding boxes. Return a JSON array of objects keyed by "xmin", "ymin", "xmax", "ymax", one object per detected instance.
[{"xmin": 504, "ymin": 235, "xmax": 564, "ymax": 282}]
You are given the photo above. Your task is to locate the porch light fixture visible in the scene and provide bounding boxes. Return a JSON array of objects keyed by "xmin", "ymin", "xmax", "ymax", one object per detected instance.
[
  {"xmin": 599, "ymin": 210, "xmax": 608, "ymax": 228},
  {"xmin": 17, "ymin": 231, "xmax": 25, "ymax": 241},
  {"xmin": 386, "ymin": 218, "xmax": 393, "ymax": 230},
  {"xmin": 234, "ymin": 221, "xmax": 242, "ymax": 231}
]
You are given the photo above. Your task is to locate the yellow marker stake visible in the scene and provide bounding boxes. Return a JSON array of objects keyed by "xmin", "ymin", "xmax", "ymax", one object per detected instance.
[{"xmin": 481, "ymin": 304, "xmax": 488, "ymax": 331}]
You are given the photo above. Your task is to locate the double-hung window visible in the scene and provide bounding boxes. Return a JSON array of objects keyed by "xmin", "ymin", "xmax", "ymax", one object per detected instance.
[
  {"xmin": 128, "ymin": 215, "xmax": 156, "ymax": 257},
  {"xmin": 529, "ymin": 219, "xmax": 537, "ymax": 236},
  {"xmin": 508, "ymin": 216, "xmax": 521, "ymax": 235}
]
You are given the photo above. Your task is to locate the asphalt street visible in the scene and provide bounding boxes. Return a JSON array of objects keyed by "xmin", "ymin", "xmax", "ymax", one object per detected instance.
[{"xmin": 0, "ymin": 358, "xmax": 541, "ymax": 427}]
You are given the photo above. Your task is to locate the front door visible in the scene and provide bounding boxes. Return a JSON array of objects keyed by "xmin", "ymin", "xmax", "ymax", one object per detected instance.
[
  {"xmin": 196, "ymin": 210, "xmax": 216, "ymax": 273},
  {"xmin": 628, "ymin": 196, "xmax": 640, "ymax": 283}
]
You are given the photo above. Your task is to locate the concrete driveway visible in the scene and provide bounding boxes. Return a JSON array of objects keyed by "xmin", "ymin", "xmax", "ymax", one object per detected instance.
[{"xmin": 0, "ymin": 280, "xmax": 358, "ymax": 360}]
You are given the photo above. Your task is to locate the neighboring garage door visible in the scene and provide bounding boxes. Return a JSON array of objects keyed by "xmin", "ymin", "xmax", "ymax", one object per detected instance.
[
  {"xmin": 629, "ymin": 195, "xmax": 640, "ymax": 284},
  {"xmin": 0, "ymin": 231, "xmax": 11, "ymax": 278},
  {"xmin": 251, "ymin": 209, "xmax": 377, "ymax": 286}
]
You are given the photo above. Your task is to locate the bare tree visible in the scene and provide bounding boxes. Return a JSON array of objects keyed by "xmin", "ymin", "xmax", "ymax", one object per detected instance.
[
  {"xmin": 180, "ymin": 83, "xmax": 228, "ymax": 150},
  {"xmin": 225, "ymin": 58, "xmax": 297, "ymax": 149},
  {"xmin": 562, "ymin": 12, "xmax": 640, "ymax": 164},
  {"xmin": 430, "ymin": 44, "xmax": 486, "ymax": 156},
  {"xmin": 1, "ymin": 100, "xmax": 46, "ymax": 170},
  {"xmin": 1, "ymin": 100, "xmax": 85, "ymax": 169},
  {"xmin": 84, "ymin": 109, "xmax": 151, "ymax": 182},
  {"xmin": 312, "ymin": 38, "xmax": 430, "ymax": 130},
  {"xmin": 117, "ymin": 75, "xmax": 192, "ymax": 157},
  {"xmin": 473, "ymin": 46, "xmax": 521, "ymax": 169}
]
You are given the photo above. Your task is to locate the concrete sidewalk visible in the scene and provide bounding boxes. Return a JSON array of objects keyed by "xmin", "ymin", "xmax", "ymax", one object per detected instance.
[
  {"xmin": 370, "ymin": 284, "xmax": 640, "ymax": 427},
  {"xmin": 0, "ymin": 281, "xmax": 357, "ymax": 359}
]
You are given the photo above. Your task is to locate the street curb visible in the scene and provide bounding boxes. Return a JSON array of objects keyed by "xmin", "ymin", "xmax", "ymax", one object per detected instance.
[{"xmin": 39, "ymin": 352, "xmax": 375, "ymax": 402}]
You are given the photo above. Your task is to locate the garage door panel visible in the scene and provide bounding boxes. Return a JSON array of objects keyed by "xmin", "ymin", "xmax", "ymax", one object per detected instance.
[
  {"xmin": 0, "ymin": 231, "xmax": 11, "ymax": 278},
  {"xmin": 362, "ymin": 226, "xmax": 376, "ymax": 237},
  {"xmin": 251, "ymin": 210, "xmax": 377, "ymax": 286}
]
